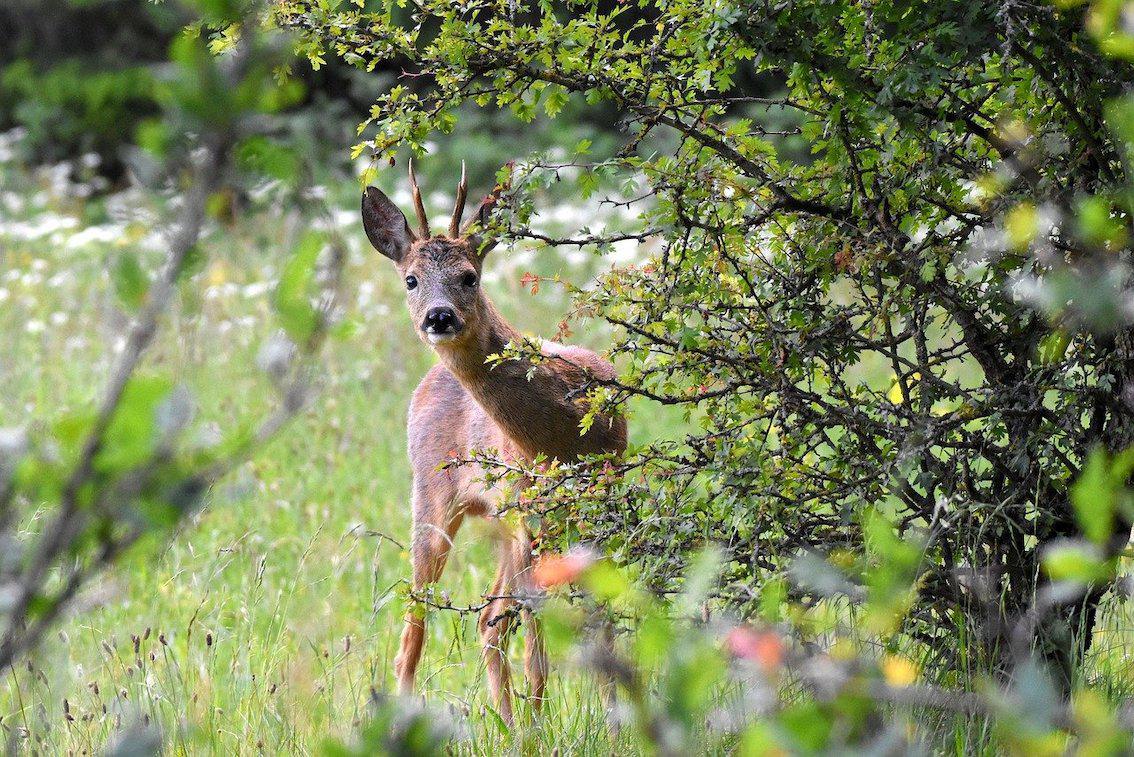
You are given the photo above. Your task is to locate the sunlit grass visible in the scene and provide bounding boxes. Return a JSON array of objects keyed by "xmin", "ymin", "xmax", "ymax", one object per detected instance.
[
  {"xmin": 0, "ymin": 145, "xmax": 680, "ymax": 753},
  {"xmin": 6, "ymin": 138, "xmax": 1128, "ymax": 755}
]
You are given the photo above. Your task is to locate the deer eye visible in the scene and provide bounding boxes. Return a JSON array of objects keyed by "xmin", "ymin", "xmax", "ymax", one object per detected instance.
[
  {"xmin": 405, "ymin": 275, "xmax": 418, "ymax": 290},
  {"xmin": 462, "ymin": 272, "xmax": 478, "ymax": 288}
]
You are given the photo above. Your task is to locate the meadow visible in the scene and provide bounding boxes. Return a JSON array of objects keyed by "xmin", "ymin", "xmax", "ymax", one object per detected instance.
[
  {"xmin": 10, "ymin": 0, "xmax": 1134, "ymax": 751},
  {"xmin": 6, "ymin": 73, "xmax": 1134, "ymax": 754},
  {"xmin": 0, "ymin": 130, "xmax": 685, "ymax": 754}
]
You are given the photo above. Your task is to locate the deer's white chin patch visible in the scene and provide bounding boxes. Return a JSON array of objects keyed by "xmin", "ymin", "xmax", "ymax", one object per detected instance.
[{"xmin": 426, "ymin": 332, "xmax": 457, "ymax": 345}]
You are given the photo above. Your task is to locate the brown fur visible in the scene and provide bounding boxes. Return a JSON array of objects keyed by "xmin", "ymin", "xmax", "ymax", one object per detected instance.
[{"xmin": 361, "ymin": 183, "xmax": 626, "ymax": 723}]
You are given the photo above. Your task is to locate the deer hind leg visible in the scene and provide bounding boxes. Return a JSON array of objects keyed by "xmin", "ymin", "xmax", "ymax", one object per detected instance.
[
  {"xmin": 479, "ymin": 551, "xmax": 518, "ymax": 724},
  {"xmin": 395, "ymin": 486, "xmax": 463, "ymax": 697},
  {"xmin": 479, "ymin": 530, "xmax": 547, "ymax": 725},
  {"xmin": 513, "ymin": 535, "xmax": 548, "ymax": 711},
  {"xmin": 520, "ymin": 609, "xmax": 548, "ymax": 711}
]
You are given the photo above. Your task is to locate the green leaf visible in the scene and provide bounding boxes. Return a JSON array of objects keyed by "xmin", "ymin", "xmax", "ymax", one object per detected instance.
[
  {"xmin": 1004, "ymin": 202, "xmax": 1038, "ymax": 251},
  {"xmin": 482, "ymin": 704, "xmax": 509, "ymax": 735},
  {"xmin": 1073, "ymin": 448, "xmax": 1115, "ymax": 544},
  {"xmin": 544, "ymin": 87, "xmax": 569, "ymax": 118},
  {"xmin": 677, "ymin": 547, "xmax": 722, "ymax": 616},
  {"xmin": 135, "ymin": 119, "xmax": 170, "ymax": 159},
  {"xmin": 112, "ymin": 253, "xmax": 149, "ymax": 311},
  {"xmin": 540, "ymin": 602, "xmax": 582, "ymax": 657},
  {"xmin": 1037, "ymin": 331, "xmax": 1070, "ymax": 364},
  {"xmin": 779, "ymin": 700, "xmax": 832, "ymax": 752},
  {"xmin": 237, "ymin": 136, "xmax": 301, "ymax": 182},
  {"xmin": 275, "ymin": 231, "xmax": 324, "ymax": 342},
  {"xmin": 1042, "ymin": 540, "xmax": 1113, "ymax": 583},
  {"xmin": 577, "ymin": 169, "xmax": 599, "ymax": 199},
  {"xmin": 583, "ymin": 560, "xmax": 630, "ymax": 602},
  {"xmin": 758, "ymin": 577, "xmax": 787, "ymax": 622},
  {"xmin": 634, "ymin": 610, "xmax": 673, "ymax": 668},
  {"xmin": 94, "ymin": 373, "xmax": 175, "ymax": 475}
]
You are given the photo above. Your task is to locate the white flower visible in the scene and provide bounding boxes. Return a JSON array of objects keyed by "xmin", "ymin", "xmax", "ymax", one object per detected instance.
[
  {"xmin": 25, "ymin": 320, "xmax": 45, "ymax": 334},
  {"xmin": 247, "ymin": 179, "xmax": 281, "ymax": 202},
  {"xmin": 1, "ymin": 191, "xmax": 24, "ymax": 214},
  {"xmin": 157, "ymin": 384, "xmax": 196, "ymax": 437},
  {"xmin": 0, "ymin": 427, "xmax": 28, "ymax": 476},
  {"xmin": 257, "ymin": 332, "xmax": 296, "ymax": 380},
  {"xmin": 356, "ymin": 280, "xmax": 375, "ymax": 308},
  {"xmin": 242, "ymin": 281, "xmax": 271, "ymax": 298},
  {"xmin": 205, "ymin": 283, "xmax": 239, "ymax": 300},
  {"xmin": 65, "ymin": 224, "xmax": 125, "ymax": 249},
  {"xmin": 48, "ymin": 271, "xmax": 73, "ymax": 288},
  {"xmin": 2, "ymin": 213, "xmax": 78, "ymax": 241}
]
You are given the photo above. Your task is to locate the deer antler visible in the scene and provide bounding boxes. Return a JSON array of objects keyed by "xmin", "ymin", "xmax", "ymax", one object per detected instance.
[
  {"xmin": 449, "ymin": 161, "xmax": 468, "ymax": 238},
  {"xmin": 461, "ymin": 161, "xmax": 514, "ymax": 239},
  {"xmin": 407, "ymin": 158, "xmax": 430, "ymax": 238}
]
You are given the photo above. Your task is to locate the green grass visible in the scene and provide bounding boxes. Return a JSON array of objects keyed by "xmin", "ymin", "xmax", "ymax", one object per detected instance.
[
  {"xmin": 0, "ymin": 154, "xmax": 681, "ymax": 754},
  {"xmin": 7, "ymin": 149, "xmax": 1134, "ymax": 755}
]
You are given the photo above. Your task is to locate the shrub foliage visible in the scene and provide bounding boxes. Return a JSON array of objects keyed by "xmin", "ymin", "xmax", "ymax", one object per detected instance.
[{"xmin": 278, "ymin": 0, "xmax": 1134, "ymax": 688}]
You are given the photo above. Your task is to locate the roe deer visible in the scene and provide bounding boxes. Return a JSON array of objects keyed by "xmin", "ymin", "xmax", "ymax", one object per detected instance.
[{"xmin": 361, "ymin": 163, "xmax": 627, "ymax": 724}]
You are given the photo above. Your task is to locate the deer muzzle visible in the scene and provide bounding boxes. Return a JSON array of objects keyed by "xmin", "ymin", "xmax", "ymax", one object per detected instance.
[{"xmin": 422, "ymin": 306, "xmax": 461, "ymax": 342}]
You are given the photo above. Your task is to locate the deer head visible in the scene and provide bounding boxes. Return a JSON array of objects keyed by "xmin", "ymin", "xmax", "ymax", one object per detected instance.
[{"xmin": 361, "ymin": 161, "xmax": 501, "ymax": 346}]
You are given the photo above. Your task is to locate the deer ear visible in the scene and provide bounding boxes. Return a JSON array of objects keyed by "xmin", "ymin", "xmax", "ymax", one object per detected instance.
[
  {"xmin": 462, "ymin": 195, "xmax": 499, "ymax": 261},
  {"xmin": 361, "ymin": 186, "xmax": 415, "ymax": 263}
]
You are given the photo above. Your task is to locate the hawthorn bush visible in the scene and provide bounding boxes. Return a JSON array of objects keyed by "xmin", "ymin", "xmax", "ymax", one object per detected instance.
[{"xmin": 279, "ymin": 0, "xmax": 1134, "ymax": 691}]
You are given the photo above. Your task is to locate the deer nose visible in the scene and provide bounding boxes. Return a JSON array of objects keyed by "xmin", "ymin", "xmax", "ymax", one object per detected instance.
[{"xmin": 423, "ymin": 306, "xmax": 458, "ymax": 334}]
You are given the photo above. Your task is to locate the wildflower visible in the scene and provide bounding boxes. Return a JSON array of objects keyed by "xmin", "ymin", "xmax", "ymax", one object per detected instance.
[
  {"xmin": 881, "ymin": 655, "xmax": 919, "ymax": 687},
  {"xmin": 725, "ymin": 626, "xmax": 785, "ymax": 673},
  {"xmin": 533, "ymin": 547, "xmax": 596, "ymax": 588}
]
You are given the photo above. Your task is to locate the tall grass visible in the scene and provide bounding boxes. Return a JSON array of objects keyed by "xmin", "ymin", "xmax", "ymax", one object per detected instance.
[
  {"xmin": 4, "ymin": 136, "xmax": 1132, "ymax": 754},
  {"xmin": 0, "ymin": 138, "xmax": 685, "ymax": 753}
]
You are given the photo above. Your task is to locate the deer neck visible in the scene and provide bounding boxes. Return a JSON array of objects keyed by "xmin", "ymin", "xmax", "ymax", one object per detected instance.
[
  {"xmin": 437, "ymin": 294, "xmax": 523, "ymax": 386},
  {"xmin": 432, "ymin": 293, "xmax": 558, "ymax": 455}
]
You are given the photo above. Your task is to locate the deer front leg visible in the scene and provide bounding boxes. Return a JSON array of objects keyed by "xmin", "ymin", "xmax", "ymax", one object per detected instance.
[{"xmin": 395, "ymin": 487, "xmax": 463, "ymax": 697}]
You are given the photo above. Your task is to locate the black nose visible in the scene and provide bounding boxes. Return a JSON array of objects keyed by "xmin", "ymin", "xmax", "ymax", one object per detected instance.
[{"xmin": 423, "ymin": 307, "xmax": 457, "ymax": 333}]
